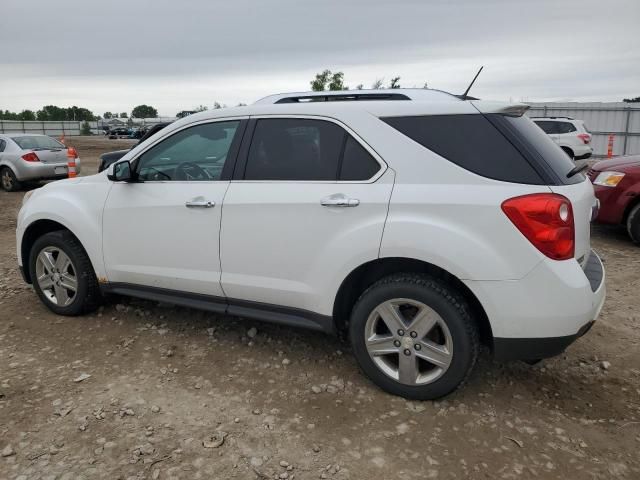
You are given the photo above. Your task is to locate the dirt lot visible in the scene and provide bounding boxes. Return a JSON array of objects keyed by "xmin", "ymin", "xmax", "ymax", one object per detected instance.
[{"xmin": 1, "ymin": 136, "xmax": 639, "ymax": 479}]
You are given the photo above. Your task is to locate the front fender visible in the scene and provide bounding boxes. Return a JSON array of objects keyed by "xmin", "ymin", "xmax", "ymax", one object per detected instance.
[{"xmin": 17, "ymin": 179, "xmax": 112, "ymax": 281}]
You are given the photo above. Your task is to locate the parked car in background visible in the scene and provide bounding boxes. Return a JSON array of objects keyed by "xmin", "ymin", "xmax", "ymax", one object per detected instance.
[
  {"xmin": 531, "ymin": 117, "xmax": 593, "ymax": 160},
  {"xmin": 588, "ymin": 155, "xmax": 640, "ymax": 244},
  {"xmin": 16, "ymin": 89, "xmax": 605, "ymax": 400},
  {"xmin": 0, "ymin": 134, "xmax": 81, "ymax": 192},
  {"xmin": 98, "ymin": 122, "xmax": 172, "ymax": 172},
  {"xmin": 108, "ymin": 128, "xmax": 131, "ymax": 139}
]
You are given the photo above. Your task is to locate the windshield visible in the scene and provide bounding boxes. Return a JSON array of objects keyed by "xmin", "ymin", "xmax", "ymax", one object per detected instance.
[{"xmin": 11, "ymin": 135, "xmax": 65, "ymax": 150}]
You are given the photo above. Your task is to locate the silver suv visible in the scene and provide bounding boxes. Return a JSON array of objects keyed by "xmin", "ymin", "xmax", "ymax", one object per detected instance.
[
  {"xmin": 0, "ymin": 134, "xmax": 81, "ymax": 191},
  {"xmin": 531, "ymin": 117, "xmax": 593, "ymax": 160}
]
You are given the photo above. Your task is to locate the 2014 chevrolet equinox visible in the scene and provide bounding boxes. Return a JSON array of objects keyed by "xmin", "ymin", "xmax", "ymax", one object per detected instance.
[{"xmin": 16, "ymin": 89, "xmax": 605, "ymax": 399}]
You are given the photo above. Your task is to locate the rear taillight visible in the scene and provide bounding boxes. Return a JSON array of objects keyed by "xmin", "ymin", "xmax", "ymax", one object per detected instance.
[
  {"xmin": 577, "ymin": 133, "xmax": 591, "ymax": 144},
  {"xmin": 21, "ymin": 152, "xmax": 40, "ymax": 162},
  {"xmin": 501, "ymin": 193, "xmax": 575, "ymax": 261}
]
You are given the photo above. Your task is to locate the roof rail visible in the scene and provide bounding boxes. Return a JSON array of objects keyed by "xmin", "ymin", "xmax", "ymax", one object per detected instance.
[{"xmin": 274, "ymin": 92, "xmax": 411, "ymax": 104}]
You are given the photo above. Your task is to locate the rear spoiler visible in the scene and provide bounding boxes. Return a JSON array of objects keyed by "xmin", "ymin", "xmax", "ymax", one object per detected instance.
[{"xmin": 470, "ymin": 101, "xmax": 530, "ymax": 117}]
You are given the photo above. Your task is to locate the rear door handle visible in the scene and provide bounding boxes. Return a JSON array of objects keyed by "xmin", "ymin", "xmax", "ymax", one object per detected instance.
[
  {"xmin": 185, "ymin": 200, "xmax": 215, "ymax": 208},
  {"xmin": 320, "ymin": 194, "xmax": 360, "ymax": 207}
]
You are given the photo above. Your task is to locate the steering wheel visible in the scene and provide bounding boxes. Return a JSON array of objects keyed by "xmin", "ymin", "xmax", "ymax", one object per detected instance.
[{"xmin": 174, "ymin": 162, "xmax": 211, "ymax": 181}]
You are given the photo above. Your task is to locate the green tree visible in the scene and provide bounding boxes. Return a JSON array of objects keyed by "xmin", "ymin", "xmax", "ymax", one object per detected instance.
[
  {"xmin": 213, "ymin": 102, "xmax": 224, "ymax": 109},
  {"xmin": 623, "ymin": 97, "xmax": 640, "ymax": 103},
  {"xmin": 371, "ymin": 78, "xmax": 384, "ymax": 89},
  {"xmin": 311, "ymin": 70, "xmax": 347, "ymax": 91},
  {"xmin": 37, "ymin": 105, "xmax": 66, "ymax": 121},
  {"xmin": 119, "ymin": 112, "xmax": 128, "ymax": 118},
  {"xmin": 389, "ymin": 77, "xmax": 401, "ymax": 89},
  {"xmin": 131, "ymin": 104, "xmax": 158, "ymax": 119},
  {"xmin": 19, "ymin": 110, "xmax": 36, "ymax": 121},
  {"xmin": 103, "ymin": 112, "xmax": 113, "ymax": 119},
  {"xmin": 65, "ymin": 106, "xmax": 95, "ymax": 121},
  {"xmin": 355, "ymin": 84, "xmax": 364, "ymax": 90},
  {"xmin": 195, "ymin": 105, "xmax": 208, "ymax": 112},
  {"xmin": 80, "ymin": 121, "xmax": 92, "ymax": 135}
]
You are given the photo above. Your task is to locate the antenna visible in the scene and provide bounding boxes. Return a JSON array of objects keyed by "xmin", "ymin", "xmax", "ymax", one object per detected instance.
[{"xmin": 460, "ymin": 66, "xmax": 483, "ymax": 100}]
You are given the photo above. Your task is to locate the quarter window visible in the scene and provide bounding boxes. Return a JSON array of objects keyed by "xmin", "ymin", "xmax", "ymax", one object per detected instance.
[
  {"xmin": 136, "ymin": 121, "xmax": 240, "ymax": 181},
  {"xmin": 244, "ymin": 118, "xmax": 380, "ymax": 181},
  {"xmin": 339, "ymin": 136, "xmax": 380, "ymax": 181},
  {"xmin": 0, "ymin": 140, "xmax": 5, "ymax": 152}
]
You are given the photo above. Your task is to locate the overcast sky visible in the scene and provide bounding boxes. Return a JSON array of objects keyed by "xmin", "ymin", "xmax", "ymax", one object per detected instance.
[{"xmin": 1, "ymin": 0, "xmax": 638, "ymax": 117}]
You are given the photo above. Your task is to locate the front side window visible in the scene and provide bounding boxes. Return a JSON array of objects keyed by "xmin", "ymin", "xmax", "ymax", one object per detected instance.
[
  {"xmin": 244, "ymin": 118, "xmax": 381, "ymax": 181},
  {"xmin": 136, "ymin": 121, "xmax": 240, "ymax": 181}
]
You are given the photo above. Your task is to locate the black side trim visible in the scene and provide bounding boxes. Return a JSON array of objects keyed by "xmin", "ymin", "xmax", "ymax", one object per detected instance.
[
  {"xmin": 493, "ymin": 321, "xmax": 595, "ymax": 361},
  {"xmin": 100, "ymin": 283, "xmax": 334, "ymax": 334}
]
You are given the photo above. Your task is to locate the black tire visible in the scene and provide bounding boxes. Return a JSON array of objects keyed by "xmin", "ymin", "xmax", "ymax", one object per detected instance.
[
  {"xmin": 627, "ymin": 203, "xmax": 640, "ymax": 245},
  {"xmin": 28, "ymin": 231, "xmax": 100, "ymax": 315},
  {"xmin": 0, "ymin": 167, "xmax": 21, "ymax": 192},
  {"xmin": 349, "ymin": 273, "xmax": 479, "ymax": 400}
]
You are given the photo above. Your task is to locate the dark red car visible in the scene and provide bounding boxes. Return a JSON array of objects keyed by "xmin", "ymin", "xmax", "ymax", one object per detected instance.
[{"xmin": 588, "ymin": 155, "xmax": 640, "ymax": 243}]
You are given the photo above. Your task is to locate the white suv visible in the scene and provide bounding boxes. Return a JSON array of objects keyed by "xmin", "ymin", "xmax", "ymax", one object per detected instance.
[
  {"xmin": 16, "ymin": 89, "xmax": 605, "ymax": 399},
  {"xmin": 531, "ymin": 117, "xmax": 593, "ymax": 160}
]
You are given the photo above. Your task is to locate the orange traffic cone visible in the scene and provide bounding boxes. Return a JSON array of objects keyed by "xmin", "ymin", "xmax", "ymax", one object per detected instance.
[{"xmin": 67, "ymin": 147, "xmax": 78, "ymax": 178}]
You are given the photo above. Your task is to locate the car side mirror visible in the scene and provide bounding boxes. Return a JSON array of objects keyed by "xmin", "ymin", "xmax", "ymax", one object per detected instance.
[{"xmin": 108, "ymin": 160, "xmax": 133, "ymax": 182}]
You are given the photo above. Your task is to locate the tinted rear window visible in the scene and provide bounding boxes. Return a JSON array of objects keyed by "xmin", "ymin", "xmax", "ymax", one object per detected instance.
[
  {"xmin": 11, "ymin": 135, "xmax": 65, "ymax": 150},
  {"xmin": 382, "ymin": 114, "xmax": 544, "ymax": 184},
  {"xmin": 496, "ymin": 115, "xmax": 584, "ymax": 184}
]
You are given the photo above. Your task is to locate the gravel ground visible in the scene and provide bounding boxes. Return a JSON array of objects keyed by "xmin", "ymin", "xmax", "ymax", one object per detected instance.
[{"xmin": 1, "ymin": 137, "xmax": 639, "ymax": 480}]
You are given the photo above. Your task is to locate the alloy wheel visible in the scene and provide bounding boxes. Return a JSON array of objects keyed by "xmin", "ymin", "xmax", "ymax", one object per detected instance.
[
  {"xmin": 1, "ymin": 170, "xmax": 13, "ymax": 190},
  {"xmin": 364, "ymin": 298, "xmax": 453, "ymax": 386},
  {"xmin": 35, "ymin": 247, "xmax": 78, "ymax": 307}
]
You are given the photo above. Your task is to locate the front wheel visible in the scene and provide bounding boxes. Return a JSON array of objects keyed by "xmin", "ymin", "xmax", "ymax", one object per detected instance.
[
  {"xmin": 627, "ymin": 203, "xmax": 640, "ymax": 245},
  {"xmin": 349, "ymin": 274, "xmax": 479, "ymax": 400},
  {"xmin": 28, "ymin": 231, "xmax": 101, "ymax": 315}
]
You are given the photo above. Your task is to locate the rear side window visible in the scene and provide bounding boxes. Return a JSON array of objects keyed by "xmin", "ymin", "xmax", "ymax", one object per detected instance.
[
  {"xmin": 0, "ymin": 140, "xmax": 5, "ymax": 152},
  {"xmin": 383, "ymin": 114, "xmax": 544, "ymax": 184},
  {"xmin": 244, "ymin": 118, "xmax": 380, "ymax": 181}
]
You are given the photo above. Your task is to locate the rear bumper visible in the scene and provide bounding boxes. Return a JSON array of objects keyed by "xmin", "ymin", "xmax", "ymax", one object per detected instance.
[
  {"xmin": 13, "ymin": 158, "xmax": 82, "ymax": 181},
  {"xmin": 465, "ymin": 249, "xmax": 606, "ymax": 361},
  {"xmin": 571, "ymin": 145, "xmax": 593, "ymax": 159},
  {"xmin": 493, "ymin": 320, "xmax": 595, "ymax": 361}
]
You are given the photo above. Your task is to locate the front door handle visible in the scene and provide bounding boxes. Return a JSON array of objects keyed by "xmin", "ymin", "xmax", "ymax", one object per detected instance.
[
  {"xmin": 320, "ymin": 194, "xmax": 360, "ymax": 207},
  {"xmin": 185, "ymin": 199, "xmax": 215, "ymax": 208}
]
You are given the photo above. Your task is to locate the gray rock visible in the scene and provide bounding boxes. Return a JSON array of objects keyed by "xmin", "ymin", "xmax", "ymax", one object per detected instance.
[{"xmin": 1, "ymin": 445, "xmax": 15, "ymax": 457}]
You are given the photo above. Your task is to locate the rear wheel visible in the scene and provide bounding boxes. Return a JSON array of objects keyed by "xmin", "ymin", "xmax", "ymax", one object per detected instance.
[
  {"xmin": 28, "ymin": 231, "xmax": 100, "ymax": 315},
  {"xmin": 627, "ymin": 203, "xmax": 640, "ymax": 245},
  {"xmin": 349, "ymin": 274, "xmax": 479, "ymax": 400},
  {"xmin": 0, "ymin": 167, "xmax": 21, "ymax": 192}
]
